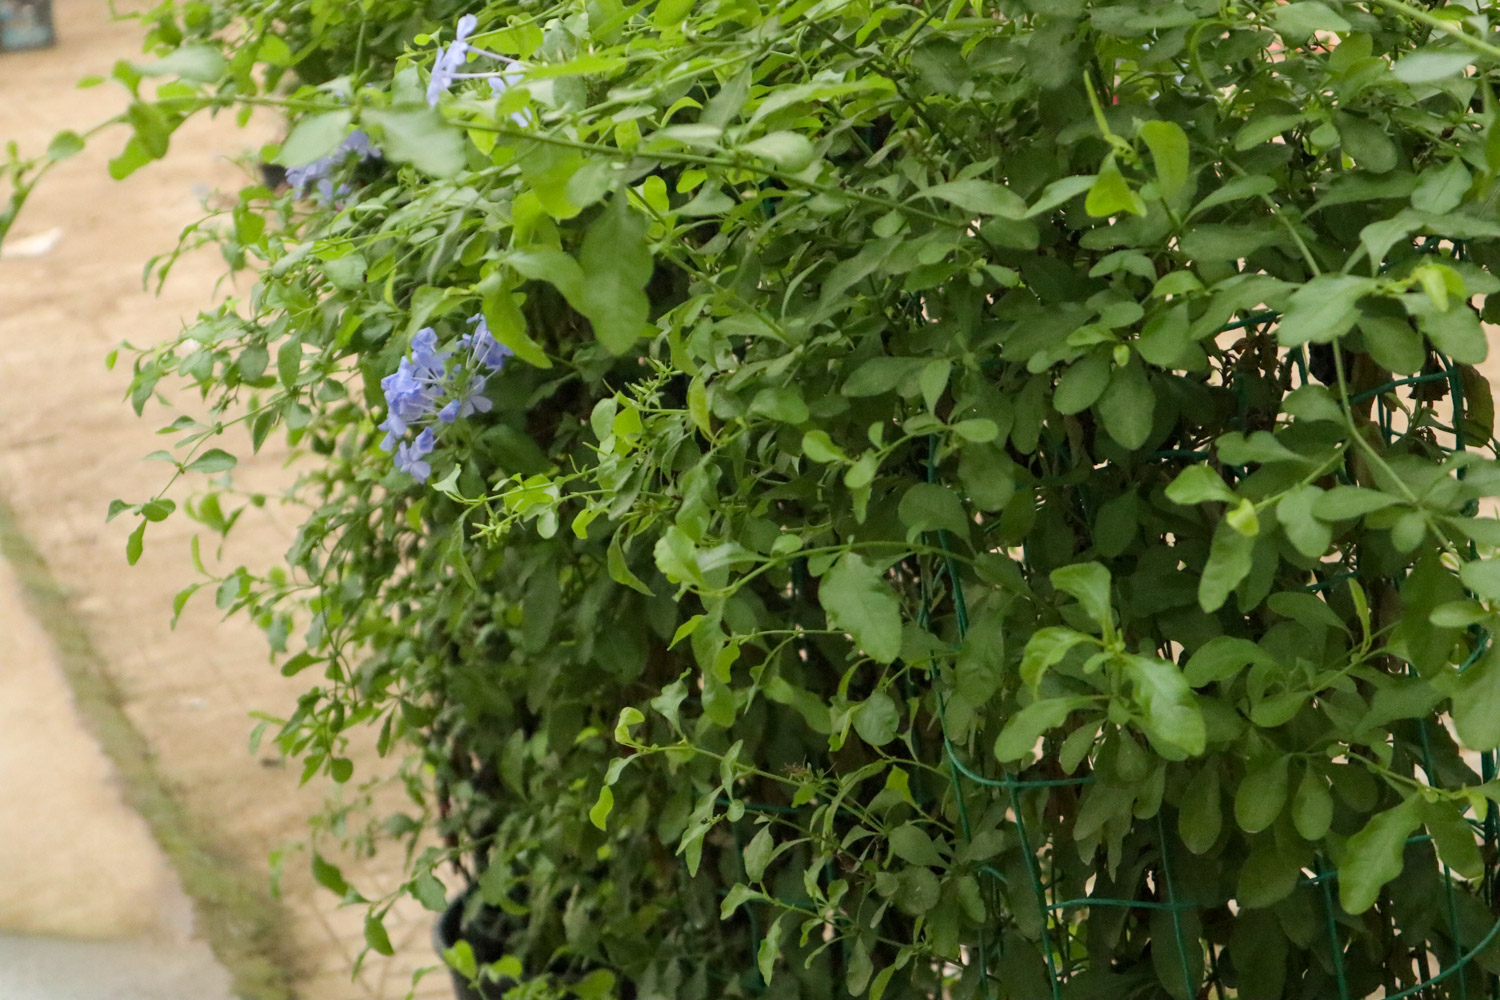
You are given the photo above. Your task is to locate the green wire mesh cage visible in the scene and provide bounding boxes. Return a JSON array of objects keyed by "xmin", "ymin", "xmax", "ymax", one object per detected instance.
[{"xmin": 924, "ymin": 245, "xmax": 1500, "ymax": 1000}]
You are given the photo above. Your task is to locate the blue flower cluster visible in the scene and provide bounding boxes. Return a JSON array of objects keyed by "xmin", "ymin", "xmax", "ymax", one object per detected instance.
[
  {"xmin": 427, "ymin": 12, "xmax": 527, "ymax": 117},
  {"xmin": 285, "ymin": 129, "xmax": 381, "ymax": 201},
  {"xmin": 379, "ymin": 316, "xmax": 514, "ymax": 481}
]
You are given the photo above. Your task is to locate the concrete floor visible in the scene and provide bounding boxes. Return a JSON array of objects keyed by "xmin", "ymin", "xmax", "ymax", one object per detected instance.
[
  {"xmin": 0, "ymin": 934, "xmax": 233, "ymax": 1000},
  {"xmin": 0, "ymin": 545, "xmax": 235, "ymax": 998}
]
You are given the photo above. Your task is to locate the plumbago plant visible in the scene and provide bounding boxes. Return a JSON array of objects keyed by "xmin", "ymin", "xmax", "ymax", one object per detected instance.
[{"xmin": 20, "ymin": 0, "xmax": 1500, "ymax": 996}]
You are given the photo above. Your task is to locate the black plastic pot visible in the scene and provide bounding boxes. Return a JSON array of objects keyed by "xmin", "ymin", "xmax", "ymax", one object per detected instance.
[
  {"xmin": 433, "ymin": 892, "xmax": 515, "ymax": 1000},
  {"xmin": 434, "ymin": 886, "xmax": 638, "ymax": 1000}
]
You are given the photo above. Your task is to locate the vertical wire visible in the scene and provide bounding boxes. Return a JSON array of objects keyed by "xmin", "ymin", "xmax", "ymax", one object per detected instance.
[
  {"xmin": 1154, "ymin": 812, "xmax": 1197, "ymax": 1000},
  {"xmin": 922, "ymin": 435, "xmax": 1001, "ymax": 999},
  {"xmin": 1416, "ymin": 713, "xmax": 1471, "ymax": 1000},
  {"xmin": 1317, "ymin": 855, "xmax": 1353, "ymax": 1000}
]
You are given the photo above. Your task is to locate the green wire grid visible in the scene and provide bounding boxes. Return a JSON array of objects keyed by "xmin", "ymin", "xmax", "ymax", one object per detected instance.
[{"xmin": 928, "ymin": 308, "xmax": 1500, "ymax": 997}]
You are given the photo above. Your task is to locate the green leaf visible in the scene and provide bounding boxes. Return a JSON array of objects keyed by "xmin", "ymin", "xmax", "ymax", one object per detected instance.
[
  {"xmin": 364, "ymin": 911, "xmax": 394, "ymax": 956},
  {"xmin": 1237, "ymin": 842, "xmax": 1302, "ymax": 909},
  {"xmin": 575, "ymin": 191, "xmax": 654, "ymax": 353},
  {"xmin": 1189, "ymin": 175, "xmax": 1276, "ymax": 218},
  {"xmin": 606, "ymin": 535, "xmax": 654, "ymax": 596},
  {"xmin": 126, "ymin": 101, "xmax": 172, "ymax": 160},
  {"xmin": 737, "ymin": 131, "xmax": 816, "ymax": 171},
  {"xmin": 46, "ymin": 130, "xmax": 84, "ymax": 162},
  {"xmin": 1411, "ymin": 158, "xmax": 1471, "ymax": 215},
  {"xmin": 481, "ymin": 284, "xmax": 552, "ymax": 368},
  {"xmin": 846, "ymin": 939, "xmax": 873, "ymax": 997},
  {"xmin": 721, "ymin": 884, "xmax": 764, "ymax": 921},
  {"xmin": 1234, "ymin": 756, "xmax": 1289, "ymax": 834},
  {"xmin": 842, "ymin": 356, "xmax": 926, "ymax": 397},
  {"xmin": 1085, "ymin": 158, "xmax": 1146, "ymax": 217},
  {"xmin": 1274, "ymin": 1, "xmax": 1350, "ymax": 37},
  {"xmin": 994, "ymin": 697, "xmax": 1091, "ymax": 762},
  {"xmin": 1199, "ymin": 520, "xmax": 1256, "ymax": 613},
  {"xmin": 1053, "ymin": 350, "xmax": 1112, "ymax": 415},
  {"xmin": 897, "ymin": 483, "xmax": 970, "ymax": 537},
  {"xmin": 140, "ymin": 499, "xmax": 175, "ymax": 522},
  {"xmin": 311, "ymin": 853, "xmax": 349, "ymax": 895},
  {"xmin": 589, "ymin": 785, "xmax": 614, "ymax": 831},
  {"xmin": 134, "ymin": 45, "xmax": 227, "ymax": 82},
  {"xmin": 1358, "ymin": 313, "xmax": 1425, "ymax": 373},
  {"xmin": 109, "ymin": 136, "xmax": 154, "ymax": 180},
  {"xmin": 1026, "ymin": 175, "xmax": 1096, "ymax": 216},
  {"xmin": 1292, "ymin": 767, "xmax": 1333, "ymax": 841},
  {"xmin": 852, "ymin": 692, "xmax": 901, "ymax": 747},
  {"xmin": 758, "ymin": 915, "xmax": 784, "ymax": 985},
  {"xmin": 276, "ymin": 110, "xmax": 353, "ymax": 166},
  {"xmin": 1136, "ymin": 304, "xmax": 1192, "ymax": 368},
  {"xmin": 186, "ymin": 448, "xmax": 237, "ymax": 474},
  {"xmin": 896, "ymin": 867, "xmax": 940, "ymax": 915},
  {"xmin": 1392, "ymin": 49, "xmax": 1472, "ymax": 84},
  {"xmin": 743, "ymin": 826, "xmax": 774, "ymax": 881},
  {"xmin": 126, "ymin": 521, "xmax": 146, "ymax": 566},
  {"xmin": 1277, "ymin": 486, "xmax": 1332, "ymax": 558},
  {"xmin": 1184, "ymin": 636, "xmax": 1270, "ymax": 687},
  {"xmin": 1339, "ymin": 796, "xmax": 1423, "ymax": 913},
  {"xmin": 802, "ymin": 430, "xmax": 847, "ymax": 463},
  {"xmin": 1413, "ymin": 297, "xmax": 1487, "ymax": 364},
  {"xmin": 1124, "ymin": 655, "xmax": 1205, "ymax": 757},
  {"xmin": 1234, "ymin": 112, "xmax": 1308, "ymax": 152},
  {"xmin": 1336, "ymin": 112, "xmax": 1398, "ymax": 174},
  {"xmin": 750, "ymin": 387, "xmax": 809, "ymax": 424},
  {"xmin": 1450, "ymin": 643, "xmax": 1500, "ymax": 750},
  {"xmin": 1138, "ymin": 119, "xmax": 1189, "ymax": 200},
  {"xmin": 1312, "ymin": 486, "xmax": 1400, "ymax": 520},
  {"xmin": 889, "ymin": 823, "xmax": 944, "ymax": 867},
  {"xmin": 237, "ymin": 344, "xmax": 269, "ymax": 381},
  {"xmin": 1424, "ymin": 799, "xmax": 1484, "ymax": 879},
  {"xmin": 614, "ymin": 706, "xmax": 645, "ymax": 745},
  {"xmin": 1460, "ymin": 560, "xmax": 1500, "ymax": 600},
  {"xmin": 365, "ymin": 108, "xmax": 466, "ymax": 178},
  {"xmin": 915, "ymin": 178, "xmax": 1026, "ymax": 218},
  {"xmin": 958, "ymin": 443, "xmax": 1015, "ymax": 512},
  {"xmin": 1275, "ymin": 275, "xmax": 1372, "ymax": 347},
  {"xmin": 412, "ymin": 872, "xmax": 448, "ymax": 912},
  {"xmin": 1051, "ymin": 562, "xmax": 1113, "ymax": 630},
  {"xmin": 654, "ymin": 526, "xmax": 707, "ymax": 588},
  {"xmin": 1179, "ymin": 765, "xmax": 1222, "ymax": 854},
  {"xmin": 1096, "ymin": 359, "xmax": 1154, "ymax": 449},
  {"xmin": 1166, "ymin": 465, "xmax": 1237, "ymax": 506},
  {"xmin": 820, "ymin": 554, "xmax": 902, "ymax": 664},
  {"xmin": 1360, "ymin": 213, "xmax": 1422, "ymax": 270},
  {"xmin": 443, "ymin": 941, "xmax": 477, "ymax": 981},
  {"xmin": 276, "ymin": 337, "xmax": 301, "ymax": 388},
  {"xmin": 1019, "ymin": 627, "xmax": 1092, "ymax": 691}
]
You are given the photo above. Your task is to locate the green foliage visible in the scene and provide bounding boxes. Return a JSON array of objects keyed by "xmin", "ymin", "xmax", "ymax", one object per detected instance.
[{"xmin": 21, "ymin": 0, "xmax": 1500, "ymax": 997}]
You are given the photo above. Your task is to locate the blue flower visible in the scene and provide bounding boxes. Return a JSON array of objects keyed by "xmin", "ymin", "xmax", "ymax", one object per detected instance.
[
  {"xmin": 427, "ymin": 43, "xmax": 464, "ymax": 107},
  {"xmin": 437, "ymin": 374, "xmax": 493, "ymax": 424},
  {"xmin": 459, "ymin": 314, "xmax": 514, "ymax": 372},
  {"xmin": 394, "ymin": 430, "xmax": 435, "ymax": 481},
  {"xmin": 455, "ymin": 13, "xmax": 478, "ymax": 47},
  {"xmin": 409, "ymin": 326, "xmax": 449, "ymax": 377},
  {"xmin": 378, "ymin": 328, "xmax": 450, "ymax": 449},
  {"xmin": 377, "ymin": 314, "xmax": 510, "ymax": 481},
  {"xmin": 426, "ymin": 13, "xmax": 529, "ymax": 113},
  {"xmin": 285, "ymin": 129, "xmax": 382, "ymax": 200}
]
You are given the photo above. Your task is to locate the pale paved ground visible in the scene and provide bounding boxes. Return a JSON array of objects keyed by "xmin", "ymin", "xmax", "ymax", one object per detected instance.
[
  {"xmin": 0, "ymin": 552, "xmax": 192, "ymax": 941},
  {"xmin": 0, "ymin": 2, "xmax": 447, "ymax": 998},
  {"xmin": 0, "ymin": 549, "xmax": 236, "ymax": 1000},
  {"xmin": 0, "ymin": 934, "xmax": 233, "ymax": 1000}
]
